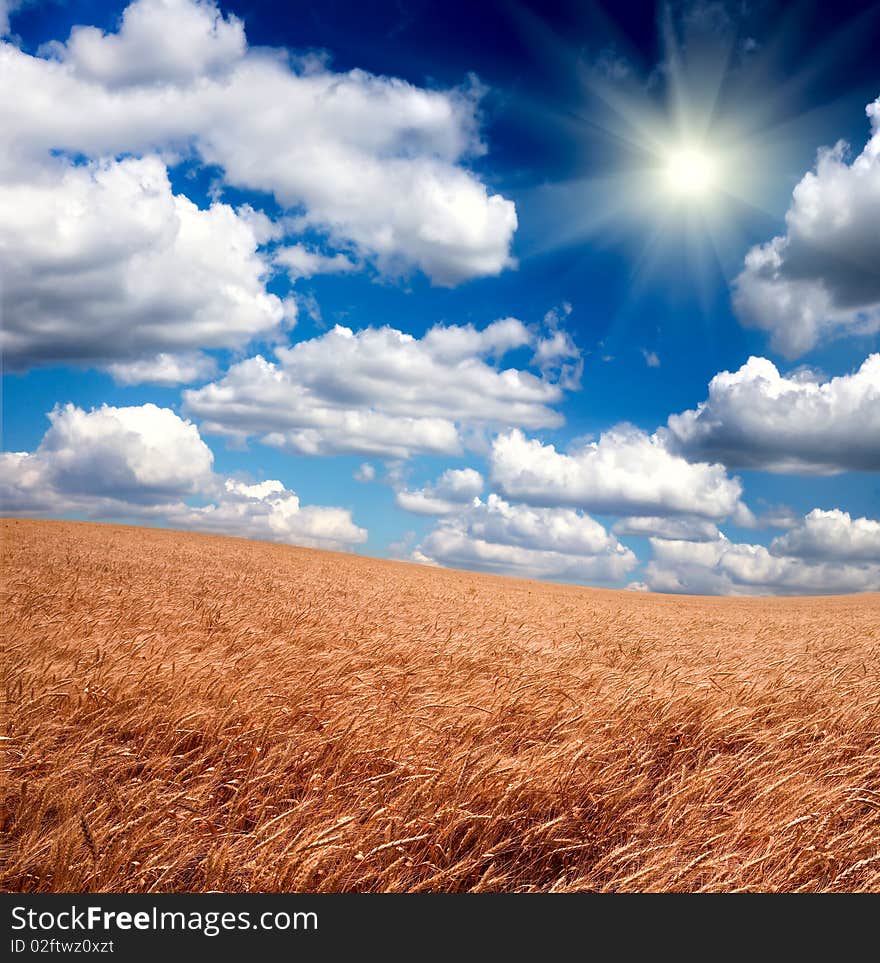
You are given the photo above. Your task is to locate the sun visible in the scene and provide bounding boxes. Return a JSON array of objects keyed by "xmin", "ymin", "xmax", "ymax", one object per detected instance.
[
  {"xmin": 521, "ymin": 1, "xmax": 811, "ymax": 290},
  {"xmin": 662, "ymin": 145, "xmax": 719, "ymax": 199}
]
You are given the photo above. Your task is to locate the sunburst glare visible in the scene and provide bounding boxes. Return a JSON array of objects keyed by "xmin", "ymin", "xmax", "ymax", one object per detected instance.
[
  {"xmin": 662, "ymin": 144, "xmax": 719, "ymax": 197},
  {"xmin": 517, "ymin": 0, "xmax": 858, "ymax": 304}
]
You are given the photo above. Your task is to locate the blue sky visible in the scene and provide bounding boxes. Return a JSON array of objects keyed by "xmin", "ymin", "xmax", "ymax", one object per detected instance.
[{"xmin": 2, "ymin": 0, "xmax": 879, "ymax": 593}]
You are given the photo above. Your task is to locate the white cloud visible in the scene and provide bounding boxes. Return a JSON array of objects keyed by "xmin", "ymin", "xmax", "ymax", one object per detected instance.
[
  {"xmin": 166, "ymin": 478, "xmax": 367, "ymax": 551},
  {"xmin": 641, "ymin": 348, "xmax": 660, "ymax": 368},
  {"xmin": 412, "ymin": 493, "xmax": 637, "ymax": 583},
  {"xmin": 224, "ymin": 478, "xmax": 285, "ymax": 499},
  {"xmin": 184, "ymin": 318, "xmax": 580, "ymax": 458},
  {"xmin": 490, "ymin": 425, "xmax": 744, "ymax": 520},
  {"xmin": 770, "ymin": 509, "xmax": 880, "ymax": 563},
  {"xmin": 353, "ymin": 463, "xmax": 376, "ymax": 483},
  {"xmin": 645, "ymin": 512, "xmax": 880, "ymax": 595},
  {"xmin": 1, "ymin": 0, "xmax": 21, "ymax": 37},
  {"xmin": 388, "ymin": 529, "xmax": 417, "ymax": 558},
  {"xmin": 106, "ymin": 352, "xmax": 219, "ymax": 387},
  {"xmin": 1, "ymin": 0, "xmax": 516, "ymax": 286},
  {"xmin": 47, "ymin": 0, "xmax": 246, "ymax": 87},
  {"xmin": 8, "ymin": 402, "xmax": 215, "ymax": 502},
  {"xmin": 733, "ymin": 97, "xmax": 880, "ymax": 356},
  {"xmin": 184, "ymin": 353, "xmax": 460, "ymax": 459},
  {"xmin": 274, "ymin": 244, "xmax": 357, "ymax": 281},
  {"xmin": 0, "ymin": 155, "xmax": 290, "ymax": 380},
  {"xmin": 752, "ymin": 505, "xmax": 800, "ymax": 530},
  {"xmin": 531, "ymin": 303, "xmax": 583, "ymax": 388},
  {"xmin": 0, "ymin": 403, "xmax": 366, "ymax": 551},
  {"xmin": 666, "ymin": 354, "xmax": 880, "ymax": 473},
  {"xmin": 613, "ymin": 515, "xmax": 720, "ymax": 541},
  {"xmin": 396, "ymin": 467, "xmax": 484, "ymax": 515}
]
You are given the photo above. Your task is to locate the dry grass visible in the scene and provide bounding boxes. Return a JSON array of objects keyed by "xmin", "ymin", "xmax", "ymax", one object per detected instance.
[{"xmin": 2, "ymin": 518, "xmax": 879, "ymax": 893}]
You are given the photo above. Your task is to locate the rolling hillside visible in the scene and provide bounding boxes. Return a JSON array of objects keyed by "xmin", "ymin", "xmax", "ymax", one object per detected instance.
[{"xmin": 2, "ymin": 518, "xmax": 879, "ymax": 892}]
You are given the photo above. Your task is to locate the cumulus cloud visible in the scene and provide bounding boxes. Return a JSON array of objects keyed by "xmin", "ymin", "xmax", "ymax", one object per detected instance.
[
  {"xmin": 353, "ymin": 463, "xmax": 376, "ymax": 483},
  {"xmin": 184, "ymin": 318, "xmax": 581, "ymax": 459},
  {"xmin": 165, "ymin": 478, "xmax": 366, "ymax": 550},
  {"xmin": 733, "ymin": 97, "xmax": 880, "ymax": 356},
  {"xmin": 770, "ymin": 509, "xmax": 880, "ymax": 563},
  {"xmin": 2, "ymin": 403, "xmax": 214, "ymax": 505},
  {"xmin": 1, "ymin": 0, "xmax": 516, "ymax": 287},
  {"xmin": 47, "ymin": 0, "xmax": 246, "ymax": 87},
  {"xmin": 613, "ymin": 515, "xmax": 720, "ymax": 542},
  {"xmin": 273, "ymin": 244, "xmax": 358, "ymax": 281},
  {"xmin": 489, "ymin": 425, "xmax": 745, "ymax": 520},
  {"xmin": 643, "ymin": 531, "xmax": 880, "ymax": 596},
  {"xmin": 531, "ymin": 303, "xmax": 583, "ymax": 389},
  {"xmin": 412, "ymin": 494, "xmax": 637, "ymax": 583},
  {"xmin": 0, "ymin": 0, "xmax": 21, "ymax": 37},
  {"xmin": 0, "ymin": 155, "xmax": 290, "ymax": 379},
  {"xmin": 106, "ymin": 352, "xmax": 219, "ymax": 387},
  {"xmin": 666, "ymin": 354, "xmax": 880, "ymax": 473},
  {"xmin": 396, "ymin": 468, "xmax": 484, "ymax": 515},
  {"xmin": 0, "ymin": 403, "xmax": 366, "ymax": 551}
]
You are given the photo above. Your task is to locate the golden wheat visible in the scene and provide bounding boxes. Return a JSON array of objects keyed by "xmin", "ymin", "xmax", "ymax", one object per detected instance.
[{"xmin": 2, "ymin": 518, "xmax": 879, "ymax": 892}]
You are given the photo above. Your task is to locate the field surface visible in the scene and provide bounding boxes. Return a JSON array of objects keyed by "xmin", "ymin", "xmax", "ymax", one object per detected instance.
[{"xmin": 2, "ymin": 518, "xmax": 879, "ymax": 892}]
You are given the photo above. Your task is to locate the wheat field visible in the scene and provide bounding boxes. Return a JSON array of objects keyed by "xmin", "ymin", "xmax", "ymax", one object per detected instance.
[{"xmin": 2, "ymin": 518, "xmax": 879, "ymax": 892}]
